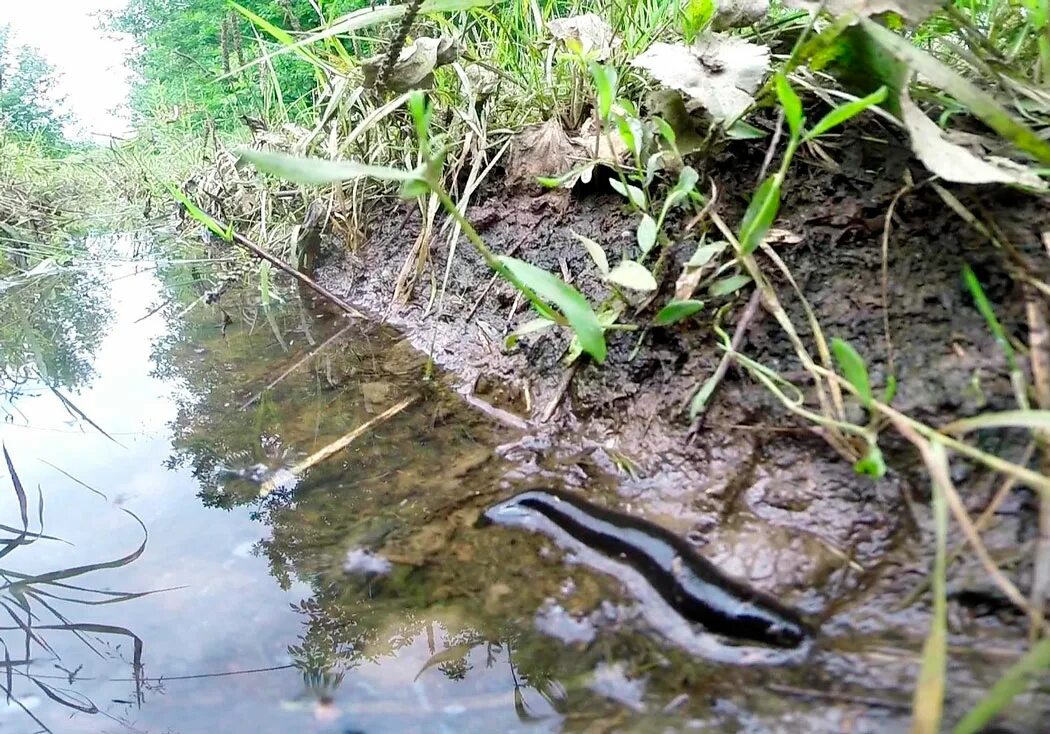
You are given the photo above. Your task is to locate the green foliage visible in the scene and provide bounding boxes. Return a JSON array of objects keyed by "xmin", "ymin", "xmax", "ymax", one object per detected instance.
[
  {"xmin": 0, "ymin": 26, "xmax": 69, "ymax": 148},
  {"xmin": 831, "ymin": 337, "xmax": 873, "ymax": 408},
  {"xmin": 106, "ymin": 0, "xmax": 344, "ymax": 129}
]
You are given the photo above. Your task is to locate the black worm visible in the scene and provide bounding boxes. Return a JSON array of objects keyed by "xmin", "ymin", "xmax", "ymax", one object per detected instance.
[{"xmin": 481, "ymin": 489, "xmax": 813, "ymax": 649}]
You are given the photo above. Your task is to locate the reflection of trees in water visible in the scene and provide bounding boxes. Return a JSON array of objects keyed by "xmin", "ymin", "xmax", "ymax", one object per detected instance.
[
  {"xmin": 0, "ymin": 266, "xmax": 111, "ymax": 403},
  {"xmin": 151, "ymin": 286, "xmax": 620, "ymax": 720}
]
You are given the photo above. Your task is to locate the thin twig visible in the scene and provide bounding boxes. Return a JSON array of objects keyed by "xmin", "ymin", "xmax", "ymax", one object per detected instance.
[
  {"xmin": 684, "ymin": 288, "xmax": 762, "ymax": 415},
  {"xmin": 541, "ymin": 362, "xmax": 580, "ymax": 423},
  {"xmin": 766, "ymin": 683, "xmax": 908, "ymax": 711},
  {"xmin": 260, "ymin": 397, "xmax": 417, "ymax": 496},
  {"xmin": 240, "ymin": 319, "xmax": 356, "ymax": 410},
  {"xmin": 888, "ymin": 413, "xmax": 1045, "ymax": 629},
  {"xmin": 225, "ymin": 227, "xmax": 367, "ymax": 319},
  {"xmin": 881, "ymin": 172, "xmax": 916, "ymax": 378}
]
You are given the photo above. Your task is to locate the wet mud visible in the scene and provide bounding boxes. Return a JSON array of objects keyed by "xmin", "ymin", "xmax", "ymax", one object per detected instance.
[{"xmin": 310, "ymin": 127, "xmax": 1050, "ymax": 731}]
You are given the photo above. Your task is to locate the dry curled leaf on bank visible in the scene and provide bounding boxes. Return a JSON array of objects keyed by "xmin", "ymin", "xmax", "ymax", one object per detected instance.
[
  {"xmin": 632, "ymin": 34, "xmax": 770, "ymax": 124},
  {"xmin": 362, "ymin": 36, "xmax": 459, "ymax": 93},
  {"xmin": 504, "ymin": 116, "xmax": 632, "ymax": 189},
  {"xmin": 547, "ymin": 13, "xmax": 619, "ymax": 60},
  {"xmin": 711, "ymin": 0, "xmax": 770, "ymax": 30},
  {"xmin": 504, "ymin": 119, "xmax": 580, "ymax": 189},
  {"xmin": 782, "ymin": 0, "xmax": 942, "ymax": 22},
  {"xmin": 900, "ymin": 91, "xmax": 1047, "ymax": 189}
]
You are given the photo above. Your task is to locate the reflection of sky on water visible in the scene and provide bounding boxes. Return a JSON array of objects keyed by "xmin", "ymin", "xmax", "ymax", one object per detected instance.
[{"xmin": 0, "ymin": 238, "xmax": 552, "ymax": 733}]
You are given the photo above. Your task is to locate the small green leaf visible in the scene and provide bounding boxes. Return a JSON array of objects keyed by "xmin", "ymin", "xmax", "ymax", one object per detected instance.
[
  {"xmin": 831, "ymin": 337, "xmax": 873, "ymax": 408},
  {"xmin": 609, "ymin": 179, "xmax": 646, "ymax": 209},
  {"xmin": 589, "ymin": 62, "xmax": 618, "ymax": 121},
  {"xmin": 962, "ymin": 264, "xmax": 1017, "ymax": 370},
  {"xmin": 805, "ymin": 87, "xmax": 887, "ymax": 142},
  {"xmin": 883, "ymin": 375, "xmax": 898, "ymax": 404},
  {"xmin": 572, "ymin": 231, "xmax": 609, "ymax": 275},
  {"xmin": 618, "ymin": 97, "xmax": 639, "ymax": 117},
  {"xmin": 637, "ymin": 215, "xmax": 658, "ymax": 254},
  {"xmin": 408, "ymin": 90, "xmax": 431, "ymax": 149},
  {"xmin": 661, "ymin": 166, "xmax": 699, "ymax": 220},
  {"xmin": 170, "ymin": 185, "xmax": 232, "ymax": 242},
  {"xmin": 774, "ymin": 73, "xmax": 805, "ymax": 139},
  {"xmin": 654, "ymin": 300, "xmax": 705, "ymax": 326},
  {"xmin": 505, "ymin": 317, "xmax": 556, "ymax": 349},
  {"xmin": 725, "ymin": 120, "xmax": 768, "ymax": 140},
  {"xmin": 644, "ymin": 152, "xmax": 664, "ymax": 186},
  {"xmin": 853, "ymin": 443, "xmax": 886, "ymax": 478},
  {"xmin": 606, "ymin": 261, "xmax": 658, "ymax": 292},
  {"xmin": 738, "ymin": 175, "xmax": 781, "ymax": 256},
  {"xmin": 498, "ymin": 256, "xmax": 607, "ymax": 363},
  {"xmin": 687, "ymin": 240, "xmax": 728, "ymax": 268},
  {"xmin": 616, "ymin": 116, "xmax": 643, "ymax": 160},
  {"xmin": 236, "ymin": 148, "xmax": 415, "ymax": 185},
  {"xmin": 708, "ymin": 274, "xmax": 752, "ymax": 297},
  {"xmin": 689, "ymin": 371, "xmax": 721, "ymax": 418},
  {"xmin": 399, "ymin": 177, "xmax": 430, "ymax": 199},
  {"xmin": 654, "ymin": 116, "xmax": 677, "ymax": 146}
]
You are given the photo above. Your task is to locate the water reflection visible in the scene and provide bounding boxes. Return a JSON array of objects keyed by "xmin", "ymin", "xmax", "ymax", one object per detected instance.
[
  {"xmin": 0, "ymin": 259, "xmax": 111, "ymax": 404},
  {"xmin": 0, "ymin": 233, "xmax": 927, "ymax": 733},
  {"xmin": 0, "ymin": 233, "xmax": 616, "ymax": 732}
]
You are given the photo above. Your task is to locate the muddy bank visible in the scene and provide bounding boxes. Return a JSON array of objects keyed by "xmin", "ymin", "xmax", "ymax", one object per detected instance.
[{"xmin": 312, "ymin": 128, "xmax": 1050, "ymax": 730}]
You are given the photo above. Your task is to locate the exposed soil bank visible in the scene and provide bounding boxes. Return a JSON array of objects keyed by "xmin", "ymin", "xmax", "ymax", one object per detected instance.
[{"xmin": 316, "ymin": 129, "xmax": 1050, "ymax": 731}]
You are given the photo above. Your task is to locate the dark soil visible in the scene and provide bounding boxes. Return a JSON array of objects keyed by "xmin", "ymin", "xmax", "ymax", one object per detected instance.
[{"xmin": 316, "ymin": 125, "xmax": 1050, "ymax": 732}]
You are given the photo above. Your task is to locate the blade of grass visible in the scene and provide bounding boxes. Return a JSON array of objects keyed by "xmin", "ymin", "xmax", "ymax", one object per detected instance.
[
  {"xmin": 952, "ymin": 637, "xmax": 1050, "ymax": 734},
  {"xmin": 910, "ymin": 440, "xmax": 950, "ymax": 734}
]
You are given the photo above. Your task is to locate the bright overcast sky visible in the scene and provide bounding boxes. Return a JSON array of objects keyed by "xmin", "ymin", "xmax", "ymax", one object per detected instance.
[{"xmin": 2, "ymin": 0, "xmax": 134, "ymax": 141}]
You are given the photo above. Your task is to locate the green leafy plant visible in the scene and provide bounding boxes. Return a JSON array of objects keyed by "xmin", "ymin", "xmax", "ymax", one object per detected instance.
[
  {"xmin": 739, "ymin": 75, "xmax": 888, "ymax": 256},
  {"xmin": 238, "ymin": 91, "xmax": 608, "ymax": 362}
]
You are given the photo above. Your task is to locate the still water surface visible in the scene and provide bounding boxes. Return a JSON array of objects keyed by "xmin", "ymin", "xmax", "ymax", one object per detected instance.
[
  {"xmin": 0, "ymin": 234, "xmax": 952, "ymax": 734},
  {"xmin": 0, "ymin": 234, "xmax": 571, "ymax": 732}
]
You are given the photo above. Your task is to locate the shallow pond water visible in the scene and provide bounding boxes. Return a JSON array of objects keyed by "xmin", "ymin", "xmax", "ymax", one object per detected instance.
[{"xmin": 0, "ymin": 234, "xmax": 1041, "ymax": 734}]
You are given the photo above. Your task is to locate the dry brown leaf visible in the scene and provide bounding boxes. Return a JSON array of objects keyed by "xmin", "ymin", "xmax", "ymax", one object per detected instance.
[
  {"xmin": 362, "ymin": 36, "xmax": 459, "ymax": 92},
  {"xmin": 505, "ymin": 119, "xmax": 580, "ymax": 188},
  {"xmin": 901, "ymin": 93, "xmax": 1046, "ymax": 188}
]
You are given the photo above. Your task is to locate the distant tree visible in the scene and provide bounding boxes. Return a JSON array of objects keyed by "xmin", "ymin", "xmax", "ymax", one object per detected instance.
[
  {"xmin": 0, "ymin": 25, "xmax": 69, "ymax": 147},
  {"xmin": 105, "ymin": 0, "xmax": 356, "ymax": 131}
]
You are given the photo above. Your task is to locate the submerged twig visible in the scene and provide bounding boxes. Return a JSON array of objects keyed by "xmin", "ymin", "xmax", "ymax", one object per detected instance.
[
  {"xmin": 259, "ymin": 396, "xmax": 418, "ymax": 496},
  {"xmin": 240, "ymin": 319, "xmax": 356, "ymax": 410}
]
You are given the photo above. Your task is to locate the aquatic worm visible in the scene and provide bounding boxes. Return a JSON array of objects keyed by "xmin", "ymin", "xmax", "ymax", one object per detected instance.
[{"xmin": 479, "ymin": 489, "xmax": 814, "ymax": 652}]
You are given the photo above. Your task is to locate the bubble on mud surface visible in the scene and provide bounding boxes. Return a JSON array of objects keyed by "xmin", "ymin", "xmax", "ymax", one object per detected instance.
[{"xmin": 344, "ymin": 548, "xmax": 392, "ymax": 577}]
